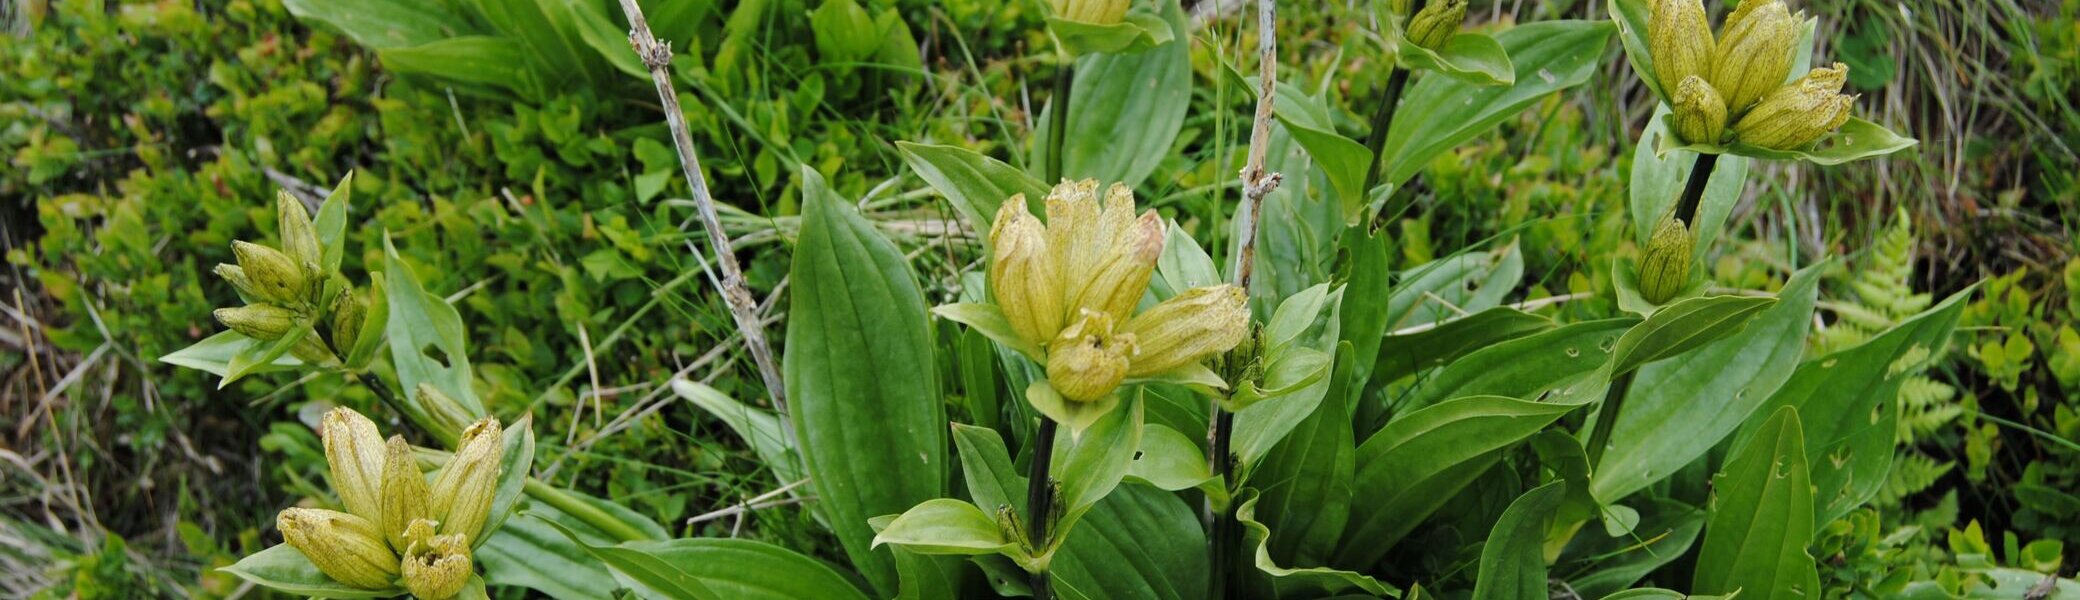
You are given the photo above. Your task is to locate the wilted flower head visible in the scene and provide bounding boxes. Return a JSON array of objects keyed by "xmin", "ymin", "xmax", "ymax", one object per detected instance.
[
  {"xmin": 984, "ymin": 180, "xmax": 1249, "ymax": 404},
  {"xmin": 402, "ymin": 525, "xmax": 473, "ymax": 600}
]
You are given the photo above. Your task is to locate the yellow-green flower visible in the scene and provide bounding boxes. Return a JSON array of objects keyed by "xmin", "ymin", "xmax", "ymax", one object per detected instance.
[
  {"xmin": 984, "ymin": 180, "xmax": 1249, "ymax": 403},
  {"xmin": 428, "ymin": 417, "xmax": 503, "ymax": 541},
  {"xmin": 278, "ymin": 508, "xmax": 399, "ymax": 589},
  {"xmin": 1649, "ymin": 0, "xmax": 1713, "ymax": 99},
  {"xmin": 1670, "ymin": 75, "xmax": 1728, "ymax": 146},
  {"xmin": 1048, "ymin": 0, "xmax": 1129, "ymax": 26},
  {"xmin": 1731, "ymin": 62, "xmax": 1854, "ymax": 150},
  {"xmin": 1405, "ymin": 0, "xmax": 1467, "ymax": 50},
  {"xmin": 402, "ymin": 526, "xmax": 473, "ymax": 600},
  {"xmin": 1707, "ymin": 0, "xmax": 1800, "ymax": 115}
]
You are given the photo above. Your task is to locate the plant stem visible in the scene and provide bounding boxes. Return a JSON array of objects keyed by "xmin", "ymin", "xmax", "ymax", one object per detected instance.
[
  {"xmin": 1046, "ymin": 62, "xmax": 1075, "ymax": 183},
  {"xmin": 1361, "ymin": 67, "xmax": 1412, "ymax": 225},
  {"xmin": 1208, "ymin": 409, "xmax": 1239, "ymax": 599},
  {"xmin": 1027, "ymin": 418, "xmax": 1058, "ymax": 600},
  {"xmin": 1584, "ymin": 371, "xmax": 1634, "ymax": 470},
  {"xmin": 613, "ymin": 0, "xmax": 789, "ymax": 420},
  {"xmin": 1673, "ymin": 153, "xmax": 1719, "ymax": 224},
  {"xmin": 525, "ymin": 479, "xmax": 657, "ymax": 543}
]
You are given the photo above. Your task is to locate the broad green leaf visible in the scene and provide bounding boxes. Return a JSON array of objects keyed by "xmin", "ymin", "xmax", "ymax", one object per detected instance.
[
  {"xmin": 221, "ymin": 321, "xmax": 314, "ymax": 388},
  {"xmin": 1401, "ymin": 319, "xmax": 1635, "ymax": 414},
  {"xmin": 539, "ymin": 518, "xmax": 722, "ymax": 600},
  {"xmin": 1385, "ymin": 242, "xmax": 1525, "ymax": 331},
  {"xmin": 160, "ymin": 330, "xmax": 302, "ymax": 378},
  {"xmin": 1126, "ymin": 424, "xmax": 1213, "ymax": 492},
  {"xmin": 472, "ymin": 0, "xmax": 609, "ymax": 90},
  {"xmin": 1472, "ymin": 482, "xmax": 1568, "ymax": 600},
  {"xmin": 1027, "ymin": 380, "xmax": 1122, "ymax": 435},
  {"xmin": 1040, "ymin": 0, "xmax": 1188, "ymax": 189},
  {"xmin": 897, "ymin": 142, "xmax": 1048, "ymax": 238},
  {"xmin": 377, "ymin": 37, "xmax": 542, "ymax": 100},
  {"xmin": 383, "ymin": 235, "xmax": 483, "ymax": 415},
  {"xmin": 342, "ymin": 274, "xmax": 388, "ymax": 370},
  {"xmin": 613, "ymin": 539, "xmax": 872, "ymax": 600},
  {"xmin": 1052, "ymin": 393, "xmax": 1144, "ymax": 536},
  {"xmin": 1896, "ymin": 568, "xmax": 2080, "ymax": 599},
  {"xmin": 1559, "ymin": 497, "xmax": 1705, "ymax": 598},
  {"xmin": 1743, "ymin": 285, "xmax": 1972, "ymax": 529},
  {"xmin": 1337, "ymin": 395, "xmax": 1585, "ymax": 568},
  {"xmin": 1528, "ymin": 431, "xmax": 1598, "ymax": 529},
  {"xmin": 786, "ymin": 170, "xmax": 949, "ymax": 595},
  {"xmin": 313, "ymin": 172, "xmax": 352, "ymax": 277},
  {"xmin": 673, "ymin": 379, "xmax": 803, "ymax": 484},
  {"xmin": 1379, "ymin": 20, "xmax": 1613, "ymax": 191},
  {"xmin": 1233, "ymin": 285, "xmax": 1343, "ymax": 467},
  {"xmin": 1609, "ymin": 295, "xmax": 1778, "ymax": 376},
  {"xmin": 1047, "ymin": 11, "xmax": 1172, "ymax": 56},
  {"xmin": 1153, "ymin": 219, "xmax": 1221, "ymax": 299},
  {"xmin": 1392, "ymin": 31, "xmax": 1514, "ymax": 87},
  {"xmin": 932, "ymin": 302, "xmax": 1041, "ymax": 360},
  {"xmin": 1593, "ymin": 263, "xmax": 1823, "ymax": 503},
  {"xmin": 1236, "ymin": 490, "xmax": 1398, "ymax": 598},
  {"xmin": 1627, "ymin": 107, "xmax": 1749, "ymax": 250},
  {"xmin": 1373, "ymin": 307, "xmax": 1554, "ymax": 384},
  {"xmin": 1252, "ymin": 343, "xmax": 1357, "ymax": 567},
  {"xmin": 481, "ymin": 498, "xmax": 663, "ymax": 600},
  {"xmin": 891, "ymin": 542, "xmax": 961, "ymax": 600},
  {"xmin": 219, "ymin": 545, "xmax": 396, "ymax": 599},
  {"xmin": 872, "ymin": 499, "xmax": 1017, "ymax": 556},
  {"xmin": 565, "ymin": 0, "xmax": 647, "ymax": 78},
  {"xmin": 479, "ymin": 415, "xmax": 534, "ymax": 549},
  {"xmin": 1336, "ymin": 226, "xmax": 1396, "ymax": 388},
  {"xmin": 1693, "ymin": 406, "xmax": 1820, "ymax": 599},
  {"xmin": 952, "ymin": 425, "xmax": 1207, "ymax": 600},
  {"xmin": 282, "ymin": 0, "xmax": 475, "ymax": 49},
  {"xmin": 1606, "ymin": 0, "xmax": 1664, "ymax": 101}
]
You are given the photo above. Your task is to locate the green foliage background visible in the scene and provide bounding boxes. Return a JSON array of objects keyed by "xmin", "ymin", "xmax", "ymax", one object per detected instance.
[{"xmin": 1, "ymin": 0, "xmax": 2075, "ymax": 597}]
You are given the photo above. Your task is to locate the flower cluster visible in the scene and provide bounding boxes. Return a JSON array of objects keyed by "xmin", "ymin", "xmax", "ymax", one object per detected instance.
[
  {"xmin": 1651, "ymin": 0, "xmax": 1856, "ymax": 150},
  {"xmin": 987, "ymin": 180, "xmax": 1249, "ymax": 405},
  {"xmin": 281, "ymin": 408, "xmax": 503, "ymax": 600},
  {"xmin": 210, "ymin": 192, "xmax": 369, "ymax": 366}
]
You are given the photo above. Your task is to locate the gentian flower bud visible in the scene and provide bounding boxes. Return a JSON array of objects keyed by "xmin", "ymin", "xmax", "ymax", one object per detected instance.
[
  {"xmin": 1123, "ymin": 285, "xmax": 1249, "ymax": 377},
  {"xmin": 1708, "ymin": 0, "xmax": 1800, "ymax": 115},
  {"xmin": 379, "ymin": 436, "xmax": 429, "ymax": 552},
  {"xmin": 278, "ymin": 508, "xmax": 399, "ymax": 589},
  {"xmin": 1048, "ymin": 0, "xmax": 1129, "ymax": 26},
  {"xmin": 214, "ymin": 304, "xmax": 299, "ymax": 342},
  {"xmin": 1639, "ymin": 215, "xmax": 1696, "ymax": 304},
  {"xmin": 428, "ymin": 417, "xmax": 503, "ymax": 542},
  {"xmin": 1405, "ymin": 0, "xmax": 1467, "ymax": 50},
  {"xmin": 1649, "ymin": 0, "xmax": 1714, "ymax": 98},
  {"xmin": 323, "ymin": 408, "xmax": 387, "ymax": 523},
  {"xmin": 1671, "ymin": 75, "xmax": 1729, "ymax": 146},
  {"xmin": 232, "ymin": 240, "xmax": 309, "ymax": 307}
]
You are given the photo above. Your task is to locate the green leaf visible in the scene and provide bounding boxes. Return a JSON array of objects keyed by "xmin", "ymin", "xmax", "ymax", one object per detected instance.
[
  {"xmin": 1560, "ymin": 497, "xmax": 1705, "ymax": 598},
  {"xmin": 539, "ymin": 517, "xmax": 723, "ymax": 600},
  {"xmin": 615, "ymin": 537, "xmax": 877, "ymax": 600},
  {"xmin": 1609, "ymin": 295, "xmax": 1778, "ymax": 376},
  {"xmin": 1693, "ymin": 406, "xmax": 1820, "ymax": 599},
  {"xmin": 1047, "ymin": 11, "xmax": 1173, "ymax": 56},
  {"xmin": 161, "ymin": 330, "xmax": 302, "ymax": 378},
  {"xmin": 1026, "ymin": 380, "xmax": 1122, "ymax": 435},
  {"xmin": 219, "ymin": 545, "xmax": 397, "ymax": 599},
  {"xmin": 785, "ymin": 169, "xmax": 949, "ymax": 595},
  {"xmin": 932, "ymin": 302, "xmax": 1041, "ymax": 361},
  {"xmin": 1337, "ymin": 395, "xmax": 1586, "ymax": 568},
  {"xmin": 1379, "ymin": 20, "xmax": 1613, "ymax": 192},
  {"xmin": 480, "ymin": 415, "xmax": 535, "ymax": 550},
  {"xmin": 281, "ymin": 0, "xmax": 475, "ymax": 49},
  {"xmin": 1628, "ymin": 106, "xmax": 1749, "ymax": 250},
  {"xmin": 1743, "ymin": 285, "xmax": 1973, "ymax": 529},
  {"xmin": 1472, "ymin": 482, "xmax": 1568, "ymax": 600},
  {"xmin": 897, "ymin": 142, "xmax": 1049, "ymax": 238},
  {"xmin": 343, "ymin": 274, "xmax": 388, "ymax": 370},
  {"xmin": 1393, "ymin": 31, "xmax": 1514, "ymax": 86},
  {"xmin": 673, "ymin": 379, "xmax": 803, "ymax": 484},
  {"xmin": 951, "ymin": 425, "xmax": 1207, "ymax": 600},
  {"xmin": 1153, "ymin": 219, "xmax": 1221, "ymax": 298},
  {"xmin": 1606, "ymin": 0, "xmax": 1663, "ymax": 101},
  {"xmin": 479, "ymin": 506, "xmax": 622, "ymax": 600},
  {"xmin": 1052, "ymin": 392, "xmax": 1144, "ymax": 537},
  {"xmin": 1402, "ymin": 319, "xmax": 1636, "ymax": 414},
  {"xmin": 1236, "ymin": 490, "xmax": 1399, "ymax": 598},
  {"xmin": 313, "ymin": 172, "xmax": 353, "ymax": 277},
  {"xmin": 1041, "ymin": 1, "xmax": 1189, "ymax": 189},
  {"xmin": 1592, "ymin": 263, "xmax": 1823, "ymax": 503},
  {"xmin": 377, "ymin": 37, "xmax": 541, "ymax": 100},
  {"xmin": 1385, "ymin": 243, "xmax": 1525, "ymax": 331},
  {"xmin": 222, "ymin": 320, "xmax": 316, "ymax": 388},
  {"xmin": 1252, "ymin": 343, "xmax": 1358, "ymax": 567},
  {"xmin": 1336, "ymin": 226, "xmax": 1396, "ymax": 389},
  {"xmin": 383, "ymin": 235, "xmax": 483, "ymax": 415},
  {"xmin": 1721, "ymin": 117, "xmax": 1919, "ymax": 165},
  {"xmin": 1232, "ymin": 285, "xmax": 1343, "ymax": 467},
  {"xmin": 1373, "ymin": 307, "xmax": 1554, "ymax": 384},
  {"xmin": 872, "ymin": 499, "xmax": 1017, "ymax": 556},
  {"xmin": 1126, "ymin": 424, "xmax": 1213, "ymax": 492}
]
